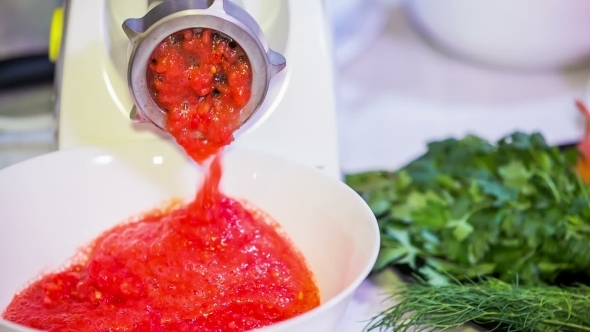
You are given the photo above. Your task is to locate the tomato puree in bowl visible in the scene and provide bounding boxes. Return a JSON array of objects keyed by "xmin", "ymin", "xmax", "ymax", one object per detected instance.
[{"xmin": 2, "ymin": 27, "xmax": 320, "ymax": 332}]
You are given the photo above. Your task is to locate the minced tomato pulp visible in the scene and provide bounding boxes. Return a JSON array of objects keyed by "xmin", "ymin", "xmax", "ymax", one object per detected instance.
[
  {"xmin": 2, "ymin": 28, "xmax": 320, "ymax": 332},
  {"xmin": 147, "ymin": 28, "xmax": 253, "ymax": 162}
]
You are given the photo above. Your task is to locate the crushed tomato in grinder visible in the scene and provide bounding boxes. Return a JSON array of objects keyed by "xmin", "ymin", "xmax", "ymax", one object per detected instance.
[
  {"xmin": 147, "ymin": 28, "xmax": 253, "ymax": 163},
  {"xmin": 2, "ymin": 28, "xmax": 320, "ymax": 332}
]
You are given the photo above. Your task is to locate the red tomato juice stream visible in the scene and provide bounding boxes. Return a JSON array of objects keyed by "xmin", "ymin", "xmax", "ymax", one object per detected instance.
[{"xmin": 2, "ymin": 28, "xmax": 320, "ymax": 332}]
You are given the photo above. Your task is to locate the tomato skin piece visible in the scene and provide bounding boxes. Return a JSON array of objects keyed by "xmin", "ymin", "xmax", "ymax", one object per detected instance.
[{"xmin": 189, "ymin": 66, "xmax": 214, "ymax": 97}]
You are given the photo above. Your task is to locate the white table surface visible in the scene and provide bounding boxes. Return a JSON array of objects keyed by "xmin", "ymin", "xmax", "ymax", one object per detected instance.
[{"xmin": 336, "ymin": 3, "xmax": 590, "ymax": 175}]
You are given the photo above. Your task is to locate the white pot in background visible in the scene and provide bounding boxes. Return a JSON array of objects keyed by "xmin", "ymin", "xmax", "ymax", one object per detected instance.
[
  {"xmin": 404, "ymin": 0, "xmax": 590, "ymax": 71},
  {"xmin": 329, "ymin": 0, "xmax": 391, "ymax": 66}
]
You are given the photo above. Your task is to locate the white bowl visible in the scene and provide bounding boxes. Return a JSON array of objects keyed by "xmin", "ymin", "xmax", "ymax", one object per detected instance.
[
  {"xmin": 404, "ymin": 0, "xmax": 590, "ymax": 71},
  {"xmin": 0, "ymin": 141, "xmax": 379, "ymax": 332}
]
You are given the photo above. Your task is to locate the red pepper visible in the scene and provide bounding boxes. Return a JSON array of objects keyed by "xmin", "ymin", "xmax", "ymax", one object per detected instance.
[{"xmin": 575, "ymin": 99, "xmax": 590, "ymax": 183}]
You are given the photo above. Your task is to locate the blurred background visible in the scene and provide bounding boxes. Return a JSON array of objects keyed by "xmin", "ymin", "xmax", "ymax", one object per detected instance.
[
  {"xmin": 2, "ymin": 0, "xmax": 590, "ymax": 171},
  {"xmin": 0, "ymin": 0, "xmax": 61, "ymax": 168}
]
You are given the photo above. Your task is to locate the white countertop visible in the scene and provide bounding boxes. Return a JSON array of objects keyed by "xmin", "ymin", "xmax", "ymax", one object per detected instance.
[{"xmin": 335, "ymin": 3, "xmax": 590, "ymax": 175}]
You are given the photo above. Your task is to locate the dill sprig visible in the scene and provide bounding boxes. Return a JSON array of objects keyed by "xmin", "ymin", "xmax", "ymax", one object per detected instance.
[{"xmin": 364, "ymin": 279, "xmax": 590, "ymax": 332}]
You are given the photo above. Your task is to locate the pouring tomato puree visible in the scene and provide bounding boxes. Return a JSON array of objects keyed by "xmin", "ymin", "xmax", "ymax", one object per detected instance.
[{"xmin": 2, "ymin": 28, "xmax": 320, "ymax": 332}]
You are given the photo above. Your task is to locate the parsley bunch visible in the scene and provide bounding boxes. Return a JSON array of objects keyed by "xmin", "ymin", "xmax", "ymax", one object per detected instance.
[{"xmin": 346, "ymin": 132, "xmax": 590, "ymax": 286}]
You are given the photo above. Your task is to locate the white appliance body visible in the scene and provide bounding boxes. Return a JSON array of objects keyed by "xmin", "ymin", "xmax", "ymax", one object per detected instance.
[{"xmin": 55, "ymin": 0, "xmax": 341, "ymax": 179}]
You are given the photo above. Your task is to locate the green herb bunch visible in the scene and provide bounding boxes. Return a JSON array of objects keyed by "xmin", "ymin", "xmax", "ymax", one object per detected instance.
[
  {"xmin": 365, "ymin": 278, "xmax": 590, "ymax": 332},
  {"xmin": 346, "ymin": 132, "xmax": 590, "ymax": 286}
]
